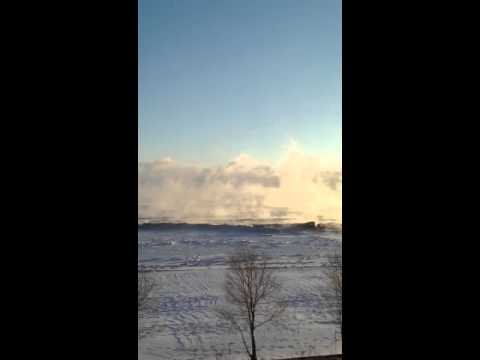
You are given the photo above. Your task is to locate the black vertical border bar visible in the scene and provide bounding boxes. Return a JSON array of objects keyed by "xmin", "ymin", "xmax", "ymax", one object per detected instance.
[{"xmin": 134, "ymin": 0, "xmax": 140, "ymax": 348}]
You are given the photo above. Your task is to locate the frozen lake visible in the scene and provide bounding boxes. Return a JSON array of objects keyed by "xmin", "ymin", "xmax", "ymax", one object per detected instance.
[{"xmin": 138, "ymin": 223, "xmax": 342, "ymax": 360}]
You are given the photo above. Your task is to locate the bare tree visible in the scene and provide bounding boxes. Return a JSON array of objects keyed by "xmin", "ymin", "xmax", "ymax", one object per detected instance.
[
  {"xmin": 215, "ymin": 248, "xmax": 286, "ymax": 360},
  {"xmin": 321, "ymin": 251, "xmax": 342, "ymax": 342}
]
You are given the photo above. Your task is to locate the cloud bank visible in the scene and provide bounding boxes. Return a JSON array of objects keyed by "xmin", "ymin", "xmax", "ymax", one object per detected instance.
[{"xmin": 139, "ymin": 143, "xmax": 342, "ymax": 224}]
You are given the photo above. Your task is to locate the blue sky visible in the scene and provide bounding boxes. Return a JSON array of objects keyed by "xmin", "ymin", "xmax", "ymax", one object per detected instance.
[{"xmin": 139, "ymin": 0, "xmax": 341, "ymax": 165}]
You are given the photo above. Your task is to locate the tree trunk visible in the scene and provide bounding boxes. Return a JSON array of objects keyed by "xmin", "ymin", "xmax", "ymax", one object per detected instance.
[
  {"xmin": 250, "ymin": 325, "xmax": 256, "ymax": 360},
  {"xmin": 250, "ymin": 311, "xmax": 257, "ymax": 360}
]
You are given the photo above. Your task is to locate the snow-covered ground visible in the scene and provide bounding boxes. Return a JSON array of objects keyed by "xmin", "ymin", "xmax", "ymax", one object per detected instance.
[{"xmin": 138, "ymin": 225, "xmax": 341, "ymax": 360}]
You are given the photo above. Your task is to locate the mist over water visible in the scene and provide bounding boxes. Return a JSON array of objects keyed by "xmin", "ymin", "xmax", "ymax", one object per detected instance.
[{"xmin": 139, "ymin": 142, "xmax": 342, "ymax": 225}]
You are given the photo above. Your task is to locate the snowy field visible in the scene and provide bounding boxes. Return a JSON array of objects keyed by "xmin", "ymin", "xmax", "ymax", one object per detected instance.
[{"xmin": 138, "ymin": 224, "xmax": 342, "ymax": 360}]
